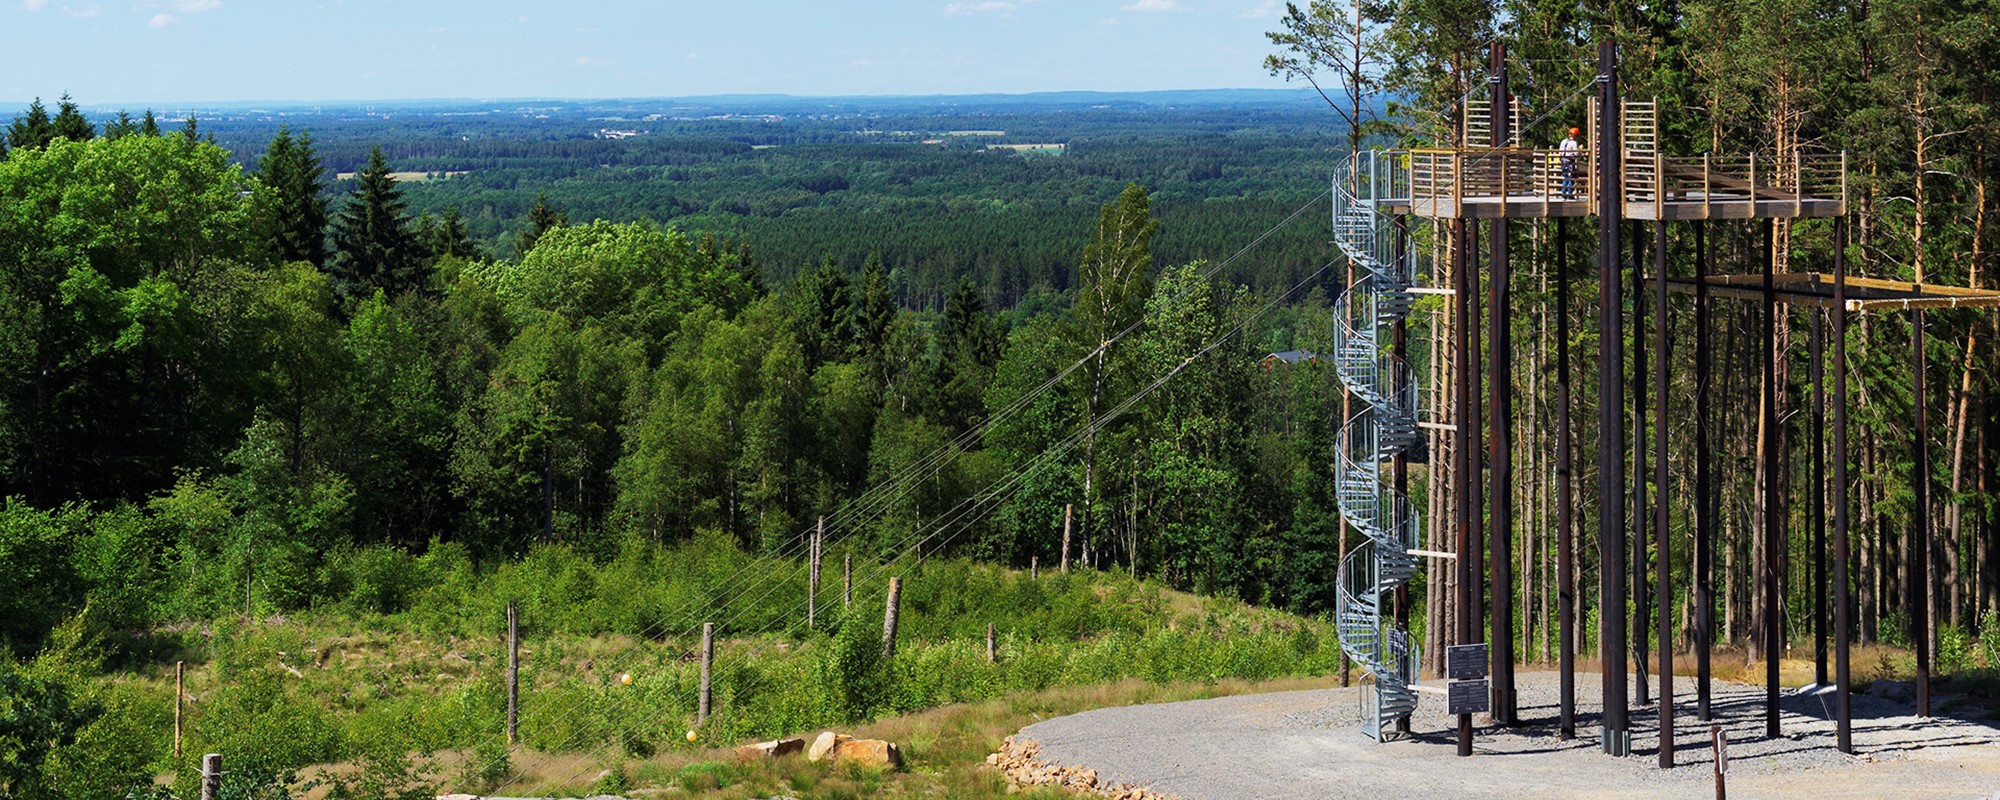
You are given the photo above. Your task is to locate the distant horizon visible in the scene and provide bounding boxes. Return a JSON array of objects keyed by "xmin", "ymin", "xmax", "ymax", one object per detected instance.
[{"xmin": 7, "ymin": 87, "xmax": 1325, "ymax": 113}]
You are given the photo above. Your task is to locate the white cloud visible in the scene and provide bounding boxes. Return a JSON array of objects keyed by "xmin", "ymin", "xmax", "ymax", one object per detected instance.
[
  {"xmin": 172, "ymin": 0, "xmax": 219, "ymax": 11},
  {"xmin": 61, "ymin": 3, "xmax": 99, "ymax": 15},
  {"xmin": 21, "ymin": 0, "xmax": 49, "ymax": 10},
  {"xmin": 1240, "ymin": 0, "xmax": 1279, "ymax": 18},
  {"xmin": 944, "ymin": 1, "xmax": 1014, "ymax": 17},
  {"xmin": 575, "ymin": 55, "xmax": 606, "ymax": 66},
  {"xmin": 1096, "ymin": 16, "xmax": 1118, "ymax": 25},
  {"xmin": 1122, "ymin": 0, "xmax": 1181, "ymax": 10},
  {"xmin": 147, "ymin": 11, "xmax": 175, "ymax": 26}
]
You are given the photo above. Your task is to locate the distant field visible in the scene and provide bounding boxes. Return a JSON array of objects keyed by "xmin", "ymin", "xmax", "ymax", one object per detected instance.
[
  {"xmin": 987, "ymin": 143, "xmax": 1065, "ymax": 153},
  {"xmin": 333, "ymin": 169, "xmax": 470, "ymax": 182}
]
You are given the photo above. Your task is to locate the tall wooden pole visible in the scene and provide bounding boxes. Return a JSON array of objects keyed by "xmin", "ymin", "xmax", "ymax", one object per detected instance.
[
  {"xmin": 1913, "ymin": 309, "xmax": 1932, "ymax": 717},
  {"xmin": 1595, "ymin": 39, "xmax": 1629, "ymax": 758},
  {"xmin": 174, "ymin": 661, "xmax": 184, "ymax": 759},
  {"xmin": 809, "ymin": 516, "xmax": 823, "ymax": 630},
  {"xmin": 698, "ymin": 621, "xmax": 714, "ymax": 725},
  {"xmin": 1061, "ymin": 504, "xmax": 1073, "ymax": 572},
  {"xmin": 1556, "ymin": 215, "xmax": 1577, "ymax": 741},
  {"xmin": 505, "ymin": 600, "xmax": 519, "ymax": 745},
  {"xmin": 1832, "ymin": 217, "xmax": 1853, "ymax": 752},
  {"xmin": 844, "ymin": 554, "xmax": 853, "ymax": 608},
  {"xmin": 1762, "ymin": 218, "xmax": 1781, "ymax": 738},
  {"xmin": 1695, "ymin": 221, "xmax": 1715, "ymax": 722},
  {"xmin": 883, "ymin": 576, "xmax": 904, "ymax": 659},
  {"xmin": 1654, "ymin": 220, "xmax": 1674, "ymax": 768},
  {"xmin": 200, "ymin": 754, "xmax": 222, "ymax": 800},
  {"xmin": 1487, "ymin": 41, "xmax": 1517, "ymax": 726}
]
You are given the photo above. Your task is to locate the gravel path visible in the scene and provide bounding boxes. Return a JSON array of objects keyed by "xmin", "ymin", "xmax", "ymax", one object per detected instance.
[{"xmin": 1019, "ymin": 670, "xmax": 2000, "ymax": 799}]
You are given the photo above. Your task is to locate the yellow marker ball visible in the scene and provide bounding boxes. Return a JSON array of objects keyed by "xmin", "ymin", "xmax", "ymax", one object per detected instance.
[
  {"xmin": 619, "ymin": 672, "xmax": 632, "ymax": 685},
  {"xmin": 685, "ymin": 729, "xmax": 698, "ymax": 742}
]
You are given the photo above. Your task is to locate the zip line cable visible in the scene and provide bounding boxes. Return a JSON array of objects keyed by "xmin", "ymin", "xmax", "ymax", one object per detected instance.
[
  {"xmin": 453, "ymin": 188, "xmax": 1332, "ymax": 784},
  {"xmin": 513, "ymin": 255, "xmax": 1342, "ymax": 797}
]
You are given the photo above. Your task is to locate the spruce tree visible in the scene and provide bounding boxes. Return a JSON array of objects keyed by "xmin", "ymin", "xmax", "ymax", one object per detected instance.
[
  {"xmin": 258, "ymin": 127, "xmax": 330, "ymax": 268},
  {"xmin": 331, "ymin": 146, "xmax": 423, "ymax": 304},
  {"xmin": 431, "ymin": 206, "xmax": 480, "ymax": 260},
  {"xmin": 6, "ymin": 98, "xmax": 53, "ymax": 151},
  {"xmin": 139, "ymin": 109, "xmax": 160, "ymax": 137},
  {"xmin": 50, "ymin": 94, "xmax": 93, "ymax": 143},
  {"xmin": 515, "ymin": 193, "xmax": 566, "ymax": 257},
  {"xmin": 104, "ymin": 111, "xmax": 137, "ymax": 140}
]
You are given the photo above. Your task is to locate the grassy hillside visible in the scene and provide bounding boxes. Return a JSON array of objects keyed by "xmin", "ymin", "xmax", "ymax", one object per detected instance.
[{"xmin": 13, "ymin": 536, "xmax": 1344, "ymax": 798}]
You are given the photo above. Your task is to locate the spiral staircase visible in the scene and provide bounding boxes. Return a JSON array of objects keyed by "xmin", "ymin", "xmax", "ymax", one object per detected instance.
[{"xmin": 1331, "ymin": 151, "xmax": 1425, "ymax": 741}]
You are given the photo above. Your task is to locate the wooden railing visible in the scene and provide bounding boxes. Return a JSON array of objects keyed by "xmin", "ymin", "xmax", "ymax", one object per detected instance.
[
  {"xmin": 1626, "ymin": 151, "xmax": 1848, "ymax": 217},
  {"xmin": 1407, "ymin": 148, "xmax": 1594, "ymax": 215}
]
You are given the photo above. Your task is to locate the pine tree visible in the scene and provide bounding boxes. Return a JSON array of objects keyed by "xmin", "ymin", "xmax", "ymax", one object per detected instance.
[
  {"xmin": 331, "ymin": 146, "xmax": 423, "ymax": 304},
  {"xmin": 50, "ymin": 94, "xmax": 93, "ymax": 143},
  {"xmin": 104, "ymin": 111, "xmax": 137, "ymax": 140},
  {"xmin": 258, "ymin": 127, "xmax": 331, "ymax": 268},
  {"xmin": 855, "ymin": 252, "xmax": 896, "ymax": 375},
  {"xmin": 515, "ymin": 193, "xmax": 567, "ymax": 257},
  {"xmin": 6, "ymin": 98, "xmax": 53, "ymax": 151},
  {"xmin": 139, "ymin": 109, "xmax": 160, "ymax": 137},
  {"xmin": 431, "ymin": 206, "xmax": 480, "ymax": 260}
]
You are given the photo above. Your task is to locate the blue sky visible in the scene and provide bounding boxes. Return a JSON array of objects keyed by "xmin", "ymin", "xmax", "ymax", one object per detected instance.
[{"xmin": 5, "ymin": 0, "xmax": 1301, "ymax": 104}]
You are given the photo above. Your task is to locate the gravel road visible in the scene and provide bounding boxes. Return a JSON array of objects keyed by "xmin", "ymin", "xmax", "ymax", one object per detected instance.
[{"xmin": 1018, "ymin": 670, "xmax": 2000, "ymax": 799}]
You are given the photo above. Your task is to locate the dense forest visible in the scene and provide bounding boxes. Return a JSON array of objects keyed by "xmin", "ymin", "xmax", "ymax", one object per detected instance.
[{"xmin": 1, "ymin": 0, "xmax": 2000, "ymax": 795}]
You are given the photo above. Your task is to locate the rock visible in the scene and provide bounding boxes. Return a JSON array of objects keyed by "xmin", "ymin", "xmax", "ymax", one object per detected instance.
[
  {"xmin": 733, "ymin": 737, "xmax": 805, "ymax": 762},
  {"xmin": 808, "ymin": 731, "xmax": 852, "ymax": 761},
  {"xmin": 830, "ymin": 737, "xmax": 903, "ymax": 769},
  {"xmin": 1868, "ymin": 679, "xmax": 1915, "ymax": 703}
]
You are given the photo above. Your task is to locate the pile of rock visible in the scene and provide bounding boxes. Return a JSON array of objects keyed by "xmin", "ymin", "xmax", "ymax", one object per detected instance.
[
  {"xmin": 733, "ymin": 731, "xmax": 902, "ymax": 770},
  {"xmin": 985, "ymin": 735, "xmax": 1173, "ymax": 800}
]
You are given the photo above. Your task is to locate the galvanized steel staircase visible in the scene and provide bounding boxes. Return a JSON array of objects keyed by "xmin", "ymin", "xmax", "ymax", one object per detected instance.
[{"xmin": 1331, "ymin": 151, "xmax": 1424, "ymax": 741}]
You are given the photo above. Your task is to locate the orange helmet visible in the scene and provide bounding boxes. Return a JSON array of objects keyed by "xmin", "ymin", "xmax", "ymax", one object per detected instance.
[{"xmin": 1569, "ymin": 127, "xmax": 1580, "ymax": 136}]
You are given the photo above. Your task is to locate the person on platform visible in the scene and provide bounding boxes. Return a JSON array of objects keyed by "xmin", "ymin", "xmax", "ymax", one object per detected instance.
[{"xmin": 1559, "ymin": 127, "xmax": 1582, "ymax": 198}]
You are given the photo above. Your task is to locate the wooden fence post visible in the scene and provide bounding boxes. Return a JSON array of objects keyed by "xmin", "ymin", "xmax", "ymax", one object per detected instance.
[
  {"xmin": 987, "ymin": 623, "xmax": 997, "ymax": 663},
  {"xmin": 1031, "ymin": 556, "xmax": 1038, "ymax": 580},
  {"xmin": 698, "ymin": 621, "xmax": 714, "ymax": 725},
  {"xmin": 505, "ymin": 600, "xmax": 519, "ymax": 745},
  {"xmin": 1060, "ymin": 504, "xmax": 1073, "ymax": 572},
  {"xmin": 809, "ymin": 516, "xmax": 823, "ymax": 629},
  {"xmin": 173, "ymin": 661, "xmax": 184, "ymax": 759},
  {"xmin": 882, "ymin": 577, "xmax": 903, "ymax": 658},
  {"xmin": 843, "ymin": 554, "xmax": 853, "ymax": 609},
  {"xmin": 200, "ymin": 753, "xmax": 222, "ymax": 800}
]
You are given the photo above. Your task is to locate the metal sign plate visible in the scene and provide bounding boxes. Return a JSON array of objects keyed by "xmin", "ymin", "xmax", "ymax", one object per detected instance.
[
  {"xmin": 1447, "ymin": 679, "xmax": 1490, "ymax": 716},
  {"xmin": 1446, "ymin": 643, "xmax": 1489, "ymax": 680}
]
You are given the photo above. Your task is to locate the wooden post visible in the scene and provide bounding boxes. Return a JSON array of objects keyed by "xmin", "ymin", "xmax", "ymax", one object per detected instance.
[
  {"xmin": 809, "ymin": 516, "xmax": 823, "ymax": 630},
  {"xmin": 843, "ymin": 554, "xmax": 853, "ymax": 609},
  {"xmin": 1060, "ymin": 504, "xmax": 1073, "ymax": 572},
  {"xmin": 1711, "ymin": 726, "xmax": 1728, "ymax": 800},
  {"xmin": 698, "ymin": 622, "xmax": 714, "ymax": 725},
  {"xmin": 200, "ymin": 753, "xmax": 222, "ymax": 800},
  {"xmin": 1832, "ymin": 217, "xmax": 1854, "ymax": 753},
  {"xmin": 505, "ymin": 600, "xmax": 519, "ymax": 745},
  {"xmin": 1031, "ymin": 555, "xmax": 1038, "ymax": 580},
  {"xmin": 173, "ymin": 661, "xmax": 184, "ymax": 759},
  {"xmin": 1595, "ymin": 39, "xmax": 1629, "ymax": 758},
  {"xmin": 882, "ymin": 577, "xmax": 903, "ymax": 658},
  {"xmin": 987, "ymin": 622, "xmax": 997, "ymax": 663}
]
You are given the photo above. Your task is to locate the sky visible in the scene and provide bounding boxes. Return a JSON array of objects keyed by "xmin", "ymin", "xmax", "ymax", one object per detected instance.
[{"xmin": 4, "ymin": 0, "xmax": 1304, "ymax": 104}]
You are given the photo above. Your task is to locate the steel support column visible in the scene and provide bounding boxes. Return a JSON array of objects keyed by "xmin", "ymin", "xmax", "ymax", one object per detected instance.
[
  {"xmin": 1632, "ymin": 219, "xmax": 1651, "ymax": 708},
  {"xmin": 1394, "ymin": 215, "xmax": 1414, "ymax": 737},
  {"xmin": 1914, "ymin": 308, "xmax": 1932, "ymax": 718},
  {"xmin": 1595, "ymin": 39, "xmax": 1630, "ymax": 757},
  {"xmin": 1814, "ymin": 306, "xmax": 1828, "ymax": 687},
  {"xmin": 1695, "ymin": 220, "xmax": 1714, "ymax": 722},
  {"xmin": 1654, "ymin": 220, "xmax": 1673, "ymax": 768},
  {"xmin": 1454, "ymin": 215, "xmax": 1476, "ymax": 757},
  {"xmin": 1557, "ymin": 215, "xmax": 1577, "ymax": 741},
  {"xmin": 1762, "ymin": 218, "xmax": 1780, "ymax": 739},
  {"xmin": 1833, "ymin": 217, "xmax": 1853, "ymax": 753},
  {"xmin": 1487, "ymin": 41, "xmax": 1517, "ymax": 726}
]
